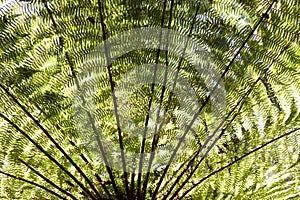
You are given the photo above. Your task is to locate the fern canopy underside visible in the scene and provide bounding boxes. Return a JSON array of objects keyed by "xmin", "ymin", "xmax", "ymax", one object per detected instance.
[{"xmin": 0, "ymin": 0, "xmax": 300, "ymax": 199}]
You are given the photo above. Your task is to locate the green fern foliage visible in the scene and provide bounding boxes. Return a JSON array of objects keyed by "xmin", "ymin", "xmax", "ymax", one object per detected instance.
[{"xmin": 0, "ymin": 0, "xmax": 300, "ymax": 199}]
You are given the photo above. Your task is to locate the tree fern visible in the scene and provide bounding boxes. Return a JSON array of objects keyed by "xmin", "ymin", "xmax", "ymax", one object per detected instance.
[{"xmin": 0, "ymin": 0, "xmax": 300, "ymax": 199}]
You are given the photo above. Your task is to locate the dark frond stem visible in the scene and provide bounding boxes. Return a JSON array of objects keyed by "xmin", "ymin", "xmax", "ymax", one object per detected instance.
[
  {"xmin": 136, "ymin": 0, "xmax": 172, "ymax": 199},
  {"xmin": 97, "ymin": 0, "xmax": 128, "ymax": 198},
  {"xmin": 164, "ymin": 26, "xmax": 300, "ymax": 199},
  {"xmin": 94, "ymin": 174, "xmax": 111, "ymax": 197},
  {"xmin": 66, "ymin": 52, "xmax": 114, "ymax": 198},
  {"xmin": 151, "ymin": 1, "xmax": 278, "ymax": 198},
  {"xmin": 159, "ymin": 127, "xmax": 207, "ymax": 192},
  {"xmin": 77, "ymin": 152, "xmax": 111, "ymax": 198},
  {"xmin": 5, "ymin": 1, "xmax": 108, "ymax": 196},
  {"xmin": 141, "ymin": 1, "xmax": 175, "ymax": 199},
  {"xmin": 35, "ymin": 104, "xmax": 111, "ymax": 197},
  {"xmin": 130, "ymin": 171, "xmax": 136, "ymax": 200},
  {"xmin": 179, "ymin": 128, "xmax": 300, "ymax": 199},
  {"xmin": 147, "ymin": 3, "xmax": 203, "ymax": 198},
  {"xmin": 35, "ymin": 104, "xmax": 88, "ymax": 168},
  {"xmin": 145, "ymin": 4, "xmax": 204, "ymax": 198},
  {"xmin": 43, "ymin": 1, "xmax": 115, "ymax": 197},
  {"xmin": 68, "ymin": 141, "xmax": 111, "ymax": 197},
  {"xmin": 18, "ymin": 159, "xmax": 78, "ymax": 200},
  {"xmin": 165, "ymin": 78, "xmax": 257, "ymax": 200},
  {"xmin": 0, "ymin": 112, "xmax": 94, "ymax": 198},
  {"xmin": 125, "ymin": 5, "xmax": 142, "ymax": 199},
  {"xmin": 0, "ymin": 170, "xmax": 66, "ymax": 200},
  {"xmin": 159, "ymin": 133, "xmax": 207, "ymax": 195},
  {"xmin": 69, "ymin": 141, "xmax": 111, "ymax": 197},
  {"xmin": 0, "ymin": 87, "xmax": 97, "ymax": 200}
]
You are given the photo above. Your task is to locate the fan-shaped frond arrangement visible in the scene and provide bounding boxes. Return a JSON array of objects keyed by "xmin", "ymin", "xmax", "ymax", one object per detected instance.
[{"xmin": 0, "ymin": 0, "xmax": 300, "ymax": 199}]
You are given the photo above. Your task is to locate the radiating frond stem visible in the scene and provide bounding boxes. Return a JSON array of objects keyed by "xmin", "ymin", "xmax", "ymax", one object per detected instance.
[
  {"xmin": 158, "ymin": 100, "xmax": 262, "ymax": 195},
  {"xmin": 159, "ymin": 150, "xmax": 199, "ymax": 196},
  {"xmin": 136, "ymin": 0, "xmax": 172, "ymax": 199},
  {"xmin": 0, "ymin": 170, "xmax": 66, "ymax": 200},
  {"xmin": 97, "ymin": 0, "xmax": 128, "ymax": 198},
  {"xmin": 68, "ymin": 141, "xmax": 111, "ymax": 197},
  {"xmin": 165, "ymin": 79, "xmax": 256, "ymax": 200},
  {"xmin": 66, "ymin": 52, "xmax": 115, "ymax": 197},
  {"xmin": 94, "ymin": 174, "xmax": 111, "ymax": 198},
  {"xmin": 69, "ymin": 145, "xmax": 112, "ymax": 198},
  {"xmin": 179, "ymin": 128, "xmax": 300, "ymax": 199},
  {"xmin": 149, "ymin": 3, "xmax": 203, "ymax": 197},
  {"xmin": 130, "ymin": 172, "xmax": 136, "ymax": 200},
  {"xmin": 165, "ymin": 14, "xmax": 300, "ymax": 200},
  {"xmin": 18, "ymin": 159, "xmax": 78, "ymax": 200},
  {"xmin": 141, "ymin": 1, "xmax": 175, "ymax": 199},
  {"xmin": 34, "ymin": 2, "xmax": 110, "ymax": 198},
  {"xmin": 151, "ymin": 1, "xmax": 278, "ymax": 198},
  {"xmin": 34, "ymin": 103, "xmax": 111, "ymax": 197},
  {"xmin": 0, "ymin": 111, "xmax": 95, "ymax": 199},
  {"xmin": 147, "ymin": 4, "xmax": 204, "ymax": 195}
]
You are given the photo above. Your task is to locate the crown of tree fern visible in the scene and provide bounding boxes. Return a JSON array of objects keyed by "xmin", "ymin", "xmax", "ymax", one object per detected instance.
[{"xmin": 0, "ymin": 0, "xmax": 300, "ymax": 199}]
